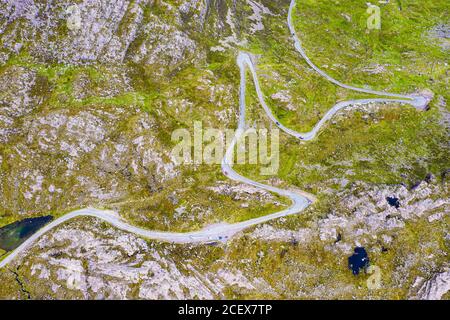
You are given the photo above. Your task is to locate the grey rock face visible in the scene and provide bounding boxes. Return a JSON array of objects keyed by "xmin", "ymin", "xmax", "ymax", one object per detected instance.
[
  {"xmin": 129, "ymin": 13, "xmax": 199, "ymax": 75},
  {"xmin": 0, "ymin": 66, "xmax": 38, "ymax": 142},
  {"xmin": 16, "ymin": 219, "xmax": 267, "ymax": 299},
  {"xmin": 249, "ymin": 181, "xmax": 449, "ymax": 251},
  {"xmin": 0, "ymin": 0, "xmax": 203, "ymax": 67},
  {"xmin": 415, "ymin": 270, "xmax": 450, "ymax": 300},
  {"xmin": 321, "ymin": 181, "xmax": 449, "ymax": 241},
  {"xmin": 1, "ymin": 0, "xmax": 149, "ymax": 64},
  {"xmin": 0, "ymin": 105, "xmax": 178, "ymax": 215},
  {"xmin": 0, "ymin": 0, "xmax": 279, "ymax": 67}
]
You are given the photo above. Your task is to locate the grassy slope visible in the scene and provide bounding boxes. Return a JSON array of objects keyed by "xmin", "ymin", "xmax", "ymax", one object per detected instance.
[{"xmin": 237, "ymin": 0, "xmax": 449, "ymax": 188}]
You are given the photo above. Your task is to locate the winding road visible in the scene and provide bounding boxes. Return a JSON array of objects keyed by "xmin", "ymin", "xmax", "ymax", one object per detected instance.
[{"xmin": 0, "ymin": 0, "xmax": 429, "ymax": 269}]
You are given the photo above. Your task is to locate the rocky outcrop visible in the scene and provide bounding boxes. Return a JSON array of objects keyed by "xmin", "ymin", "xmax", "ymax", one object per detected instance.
[
  {"xmin": 0, "ymin": 0, "xmax": 275, "ymax": 67},
  {"xmin": 251, "ymin": 224, "xmax": 313, "ymax": 243},
  {"xmin": 1, "ymin": 0, "xmax": 147, "ymax": 64},
  {"xmin": 207, "ymin": 181, "xmax": 279, "ymax": 203},
  {"xmin": 0, "ymin": 105, "xmax": 178, "ymax": 215},
  {"xmin": 414, "ymin": 270, "xmax": 450, "ymax": 300},
  {"xmin": 129, "ymin": 13, "xmax": 199, "ymax": 75},
  {"xmin": 249, "ymin": 180, "xmax": 449, "ymax": 251},
  {"xmin": 0, "ymin": 0, "xmax": 203, "ymax": 67},
  {"xmin": 0, "ymin": 66, "xmax": 39, "ymax": 142},
  {"xmin": 428, "ymin": 24, "xmax": 450, "ymax": 50},
  {"xmin": 14, "ymin": 219, "xmax": 269, "ymax": 299},
  {"xmin": 318, "ymin": 181, "xmax": 449, "ymax": 244}
]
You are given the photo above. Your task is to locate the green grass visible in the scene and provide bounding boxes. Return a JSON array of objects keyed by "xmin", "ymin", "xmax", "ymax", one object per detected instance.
[{"xmin": 292, "ymin": 0, "xmax": 449, "ymax": 92}]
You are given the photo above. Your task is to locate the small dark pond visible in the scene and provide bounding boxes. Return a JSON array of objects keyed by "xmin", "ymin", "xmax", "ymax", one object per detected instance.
[
  {"xmin": 0, "ymin": 216, "xmax": 53, "ymax": 251},
  {"xmin": 386, "ymin": 196, "xmax": 400, "ymax": 209},
  {"xmin": 348, "ymin": 247, "xmax": 370, "ymax": 275}
]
